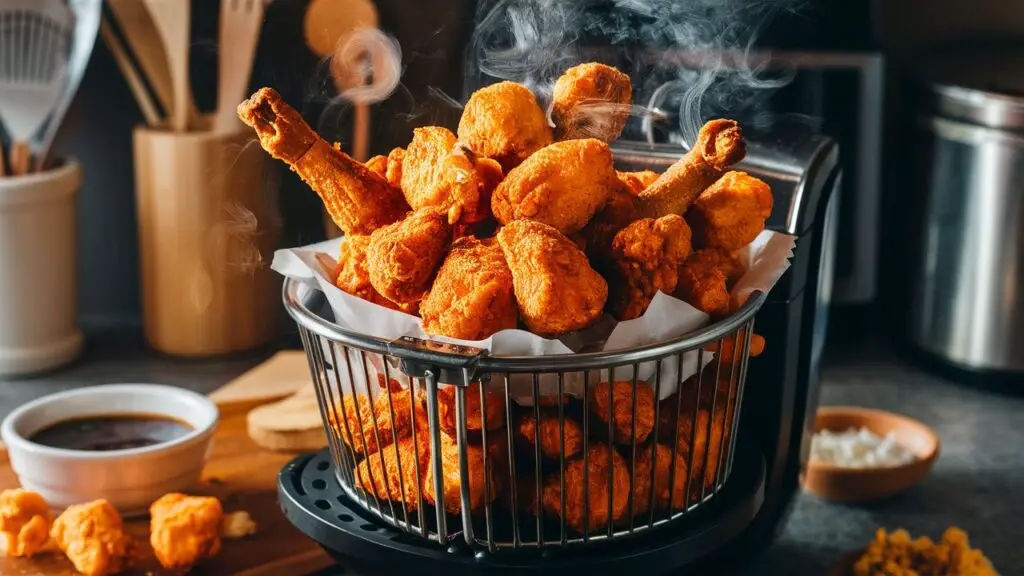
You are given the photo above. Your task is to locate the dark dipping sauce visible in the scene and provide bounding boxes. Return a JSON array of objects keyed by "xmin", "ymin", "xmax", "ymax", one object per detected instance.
[{"xmin": 30, "ymin": 414, "xmax": 193, "ymax": 451}]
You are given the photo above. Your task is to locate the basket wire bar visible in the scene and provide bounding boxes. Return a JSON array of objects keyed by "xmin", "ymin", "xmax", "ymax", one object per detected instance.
[{"xmin": 283, "ymin": 278, "xmax": 765, "ymax": 551}]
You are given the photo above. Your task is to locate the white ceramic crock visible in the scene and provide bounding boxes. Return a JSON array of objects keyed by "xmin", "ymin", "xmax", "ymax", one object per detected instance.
[{"xmin": 0, "ymin": 160, "xmax": 84, "ymax": 376}]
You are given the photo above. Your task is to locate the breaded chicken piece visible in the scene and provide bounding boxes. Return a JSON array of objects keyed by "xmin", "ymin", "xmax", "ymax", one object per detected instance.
[
  {"xmin": 420, "ymin": 236, "xmax": 518, "ymax": 340},
  {"xmin": 424, "ymin": 433, "xmax": 505, "ymax": 515},
  {"xmin": 515, "ymin": 411, "xmax": 584, "ymax": 460},
  {"xmin": 457, "ymin": 81, "xmax": 553, "ymax": 171},
  {"xmin": 551, "ymin": 63, "xmax": 633, "ymax": 143},
  {"xmin": 706, "ymin": 329, "xmax": 766, "ymax": 363},
  {"xmin": 616, "ymin": 170, "xmax": 659, "ymax": 195},
  {"xmin": 330, "ymin": 387, "xmax": 428, "ymax": 457},
  {"xmin": 607, "ymin": 215, "xmax": 693, "ymax": 320},
  {"xmin": 496, "ymin": 220, "xmax": 608, "ymax": 336},
  {"xmin": 237, "ymin": 88, "xmax": 408, "ymax": 235},
  {"xmin": 675, "ymin": 250, "xmax": 734, "ymax": 318},
  {"xmin": 687, "ymin": 171, "xmax": 773, "ymax": 250},
  {"xmin": 437, "ymin": 382, "xmax": 506, "ymax": 435},
  {"xmin": 639, "ymin": 119, "xmax": 746, "ymax": 218},
  {"xmin": 401, "ymin": 127, "xmax": 502, "ymax": 225},
  {"xmin": 364, "ymin": 148, "xmax": 405, "ymax": 192},
  {"xmin": 367, "ymin": 208, "xmax": 452, "ymax": 305},
  {"xmin": 354, "ymin": 436, "xmax": 429, "ymax": 510},
  {"xmin": 334, "ymin": 235, "xmax": 415, "ymax": 313},
  {"xmin": 656, "ymin": 398, "xmax": 728, "ymax": 498},
  {"xmin": 632, "ymin": 443, "xmax": 690, "ymax": 517},
  {"xmin": 51, "ymin": 500, "xmax": 134, "ymax": 576},
  {"xmin": 492, "ymin": 139, "xmax": 614, "ymax": 235},
  {"xmin": 579, "ymin": 176, "xmax": 645, "ymax": 263},
  {"xmin": 541, "ymin": 443, "xmax": 630, "ymax": 533},
  {"xmin": 590, "ymin": 380, "xmax": 656, "ymax": 446},
  {"xmin": 150, "ymin": 493, "xmax": 223, "ymax": 571},
  {"xmin": 365, "ymin": 154, "xmax": 387, "ymax": 177},
  {"xmin": 0, "ymin": 489, "xmax": 51, "ymax": 557}
]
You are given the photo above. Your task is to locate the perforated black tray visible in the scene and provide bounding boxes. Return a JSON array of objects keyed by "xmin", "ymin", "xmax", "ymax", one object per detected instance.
[{"xmin": 277, "ymin": 442, "xmax": 765, "ymax": 576}]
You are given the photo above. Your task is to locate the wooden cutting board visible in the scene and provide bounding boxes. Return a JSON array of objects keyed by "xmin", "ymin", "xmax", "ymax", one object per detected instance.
[{"xmin": 0, "ymin": 358, "xmax": 335, "ymax": 576}]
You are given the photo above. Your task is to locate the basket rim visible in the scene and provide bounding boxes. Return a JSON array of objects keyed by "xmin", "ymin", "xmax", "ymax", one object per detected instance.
[{"xmin": 282, "ymin": 277, "xmax": 766, "ymax": 372}]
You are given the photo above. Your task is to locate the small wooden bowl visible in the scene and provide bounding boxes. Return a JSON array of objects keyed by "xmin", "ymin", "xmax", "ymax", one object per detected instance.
[{"xmin": 802, "ymin": 406, "xmax": 940, "ymax": 503}]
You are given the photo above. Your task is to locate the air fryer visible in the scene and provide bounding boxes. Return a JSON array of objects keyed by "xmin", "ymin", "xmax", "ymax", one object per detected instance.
[{"xmin": 275, "ymin": 125, "xmax": 841, "ymax": 574}]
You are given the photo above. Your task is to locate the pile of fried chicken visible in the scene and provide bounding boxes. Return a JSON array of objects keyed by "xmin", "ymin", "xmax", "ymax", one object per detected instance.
[
  {"xmin": 239, "ymin": 62, "xmax": 770, "ymax": 534},
  {"xmin": 0, "ymin": 489, "xmax": 255, "ymax": 575}
]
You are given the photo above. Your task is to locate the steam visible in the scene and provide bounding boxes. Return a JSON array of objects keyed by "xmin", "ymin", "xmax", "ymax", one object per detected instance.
[
  {"xmin": 470, "ymin": 0, "xmax": 805, "ymax": 146},
  {"xmin": 330, "ymin": 28, "xmax": 403, "ymax": 104}
]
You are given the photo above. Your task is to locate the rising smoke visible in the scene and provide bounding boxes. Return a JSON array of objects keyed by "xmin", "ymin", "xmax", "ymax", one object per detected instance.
[{"xmin": 469, "ymin": 0, "xmax": 804, "ymax": 146}]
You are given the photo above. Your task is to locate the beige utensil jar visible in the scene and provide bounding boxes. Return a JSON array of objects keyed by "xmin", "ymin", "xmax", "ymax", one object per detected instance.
[
  {"xmin": 133, "ymin": 124, "xmax": 282, "ymax": 357},
  {"xmin": 0, "ymin": 161, "xmax": 84, "ymax": 376}
]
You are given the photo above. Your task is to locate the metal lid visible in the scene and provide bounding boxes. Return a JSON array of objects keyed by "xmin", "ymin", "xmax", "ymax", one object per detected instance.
[{"xmin": 920, "ymin": 40, "xmax": 1024, "ymax": 129}]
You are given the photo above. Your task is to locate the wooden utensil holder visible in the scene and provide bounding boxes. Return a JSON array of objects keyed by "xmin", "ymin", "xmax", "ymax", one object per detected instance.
[{"xmin": 133, "ymin": 123, "xmax": 281, "ymax": 357}]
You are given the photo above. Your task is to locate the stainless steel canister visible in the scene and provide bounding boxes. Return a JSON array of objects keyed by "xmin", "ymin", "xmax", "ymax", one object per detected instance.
[{"xmin": 908, "ymin": 41, "xmax": 1024, "ymax": 374}]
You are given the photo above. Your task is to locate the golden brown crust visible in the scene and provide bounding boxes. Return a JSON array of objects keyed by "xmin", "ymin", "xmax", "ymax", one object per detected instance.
[
  {"xmin": 551, "ymin": 63, "xmax": 633, "ymax": 143},
  {"xmin": 616, "ymin": 170, "xmax": 659, "ymax": 195},
  {"xmin": 420, "ymin": 236, "xmax": 518, "ymax": 340},
  {"xmin": 334, "ymin": 236, "xmax": 414, "ymax": 313},
  {"xmin": 149, "ymin": 493, "xmax": 223, "ymax": 571},
  {"xmin": 51, "ymin": 500, "xmax": 135, "ymax": 576},
  {"xmin": 366, "ymin": 209, "xmax": 452, "ymax": 305},
  {"xmin": 457, "ymin": 81, "xmax": 553, "ymax": 171},
  {"xmin": 638, "ymin": 119, "xmax": 746, "ymax": 218},
  {"xmin": 540, "ymin": 442, "xmax": 631, "ymax": 533},
  {"xmin": 354, "ymin": 436, "xmax": 428, "ymax": 510},
  {"xmin": 0, "ymin": 489, "xmax": 51, "ymax": 558},
  {"xmin": 606, "ymin": 215, "xmax": 692, "ymax": 320},
  {"xmin": 590, "ymin": 380, "xmax": 656, "ymax": 446},
  {"xmin": 423, "ymin": 433, "xmax": 506, "ymax": 515},
  {"xmin": 674, "ymin": 249, "xmax": 734, "ymax": 317},
  {"xmin": 437, "ymin": 382, "xmax": 507, "ymax": 435},
  {"xmin": 492, "ymin": 139, "xmax": 614, "ymax": 235},
  {"xmin": 686, "ymin": 171, "xmax": 773, "ymax": 251},
  {"xmin": 330, "ymin": 388, "xmax": 429, "ymax": 458},
  {"xmin": 237, "ymin": 88, "xmax": 408, "ymax": 235},
  {"xmin": 631, "ymin": 443, "xmax": 690, "ymax": 516},
  {"xmin": 401, "ymin": 127, "xmax": 498, "ymax": 225},
  {"xmin": 515, "ymin": 411, "xmax": 584, "ymax": 460},
  {"xmin": 496, "ymin": 220, "xmax": 608, "ymax": 336}
]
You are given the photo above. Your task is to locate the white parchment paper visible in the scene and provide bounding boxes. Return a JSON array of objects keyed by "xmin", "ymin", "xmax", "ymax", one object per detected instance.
[{"xmin": 272, "ymin": 229, "xmax": 795, "ymax": 405}]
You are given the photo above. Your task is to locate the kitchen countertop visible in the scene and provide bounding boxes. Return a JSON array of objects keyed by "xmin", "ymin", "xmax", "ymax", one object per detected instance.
[{"xmin": 1, "ymin": 326, "xmax": 1020, "ymax": 575}]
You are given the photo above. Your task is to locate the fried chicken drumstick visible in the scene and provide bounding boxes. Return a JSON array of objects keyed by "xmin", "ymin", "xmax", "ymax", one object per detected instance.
[
  {"xmin": 639, "ymin": 119, "xmax": 746, "ymax": 219},
  {"xmin": 496, "ymin": 219, "xmax": 608, "ymax": 336},
  {"xmin": 366, "ymin": 208, "xmax": 452, "ymax": 305},
  {"xmin": 237, "ymin": 88, "xmax": 408, "ymax": 235},
  {"xmin": 492, "ymin": 138, "xmax": 615, "ymax": 235},
  {"xmin": 551, "ymin": 63, "xmax": 633, "ymax": 143}
]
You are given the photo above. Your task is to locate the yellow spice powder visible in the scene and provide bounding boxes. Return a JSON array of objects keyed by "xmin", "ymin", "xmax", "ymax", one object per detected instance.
[{"xmin": 853, "ymin": 527, "xmax": 997, "ymax": 576}]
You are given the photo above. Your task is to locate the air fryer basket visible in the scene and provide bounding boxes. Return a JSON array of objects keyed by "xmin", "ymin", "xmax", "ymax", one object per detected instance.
[{"xmin": 283, "ymin": 278, "xmax": 766, "ymax": 552}]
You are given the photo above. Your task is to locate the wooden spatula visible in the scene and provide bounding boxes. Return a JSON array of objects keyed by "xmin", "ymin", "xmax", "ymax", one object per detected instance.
[
  {"xmin": 108, "ymin": 0, "xmax": 199, "ymax": 127},
  {"xmin": 214, "ymin": 0, "xmax": 267, "ymax": 133},
  {"xmin": 140, "ymin": 0, "xmax": 192, "ymax": 132}
]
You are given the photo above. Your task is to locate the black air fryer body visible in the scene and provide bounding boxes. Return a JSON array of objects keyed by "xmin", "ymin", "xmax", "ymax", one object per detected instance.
[{"xmin": 610, "ymin": 130, "xmax": 841, "ymax": 566}]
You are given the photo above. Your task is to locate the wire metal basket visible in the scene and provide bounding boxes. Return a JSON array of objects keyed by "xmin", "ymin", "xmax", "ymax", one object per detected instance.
[{"xmin": 283, "ymin": 277, "xmax": 765, "ymax": 552}]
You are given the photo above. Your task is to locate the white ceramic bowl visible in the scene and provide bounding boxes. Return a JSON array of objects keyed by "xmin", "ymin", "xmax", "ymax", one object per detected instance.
[{"xmin": 1, "ymin": 384, "xmax": 218, "ymax": 515}]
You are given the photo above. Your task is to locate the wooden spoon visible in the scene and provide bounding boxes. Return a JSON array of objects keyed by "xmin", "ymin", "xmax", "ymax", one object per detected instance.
[
  {"xmin": 108, "ymin": 0, "xmax": 200, "ymax": 127},
  {"xmin": 141, "ymin": 0, "xmax": 193, "ymax": 132}
]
